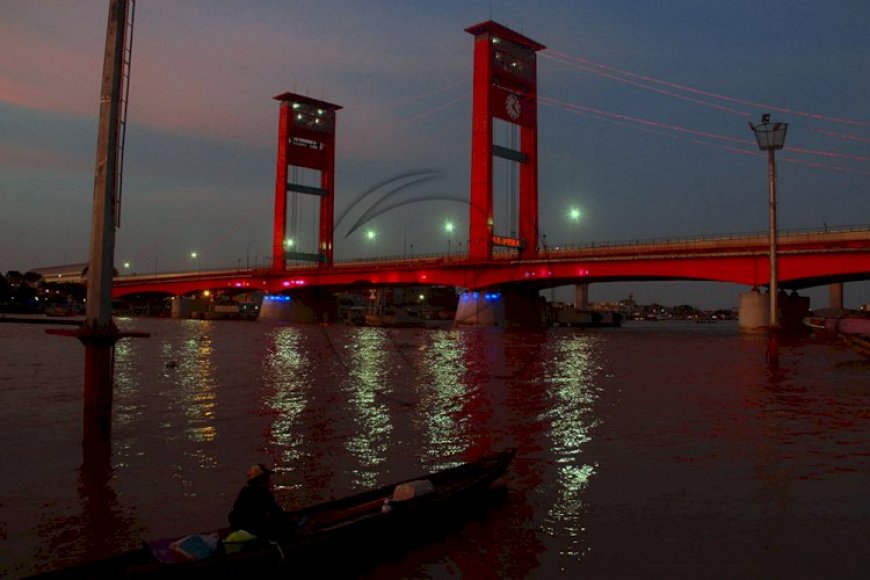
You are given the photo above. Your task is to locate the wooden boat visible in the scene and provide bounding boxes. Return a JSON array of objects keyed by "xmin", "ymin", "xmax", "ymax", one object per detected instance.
[
  {"xmin": 804, "ymin": 311, "xmax": 870, "ymax": 358},
  {"xmin": 33, "ymin": 448, "xmax": 516, "ymax": 578}
]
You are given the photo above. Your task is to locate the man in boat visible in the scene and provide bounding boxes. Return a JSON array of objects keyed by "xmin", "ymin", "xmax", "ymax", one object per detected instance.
[{"xmin": 228, "ymin": 463, "xmax": 289, "ymax": 539}]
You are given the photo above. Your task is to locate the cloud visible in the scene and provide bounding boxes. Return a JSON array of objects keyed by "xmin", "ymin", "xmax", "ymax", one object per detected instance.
[{"xmin": 0, "ymin": 3, "xmax": 105, "ymax": 116}]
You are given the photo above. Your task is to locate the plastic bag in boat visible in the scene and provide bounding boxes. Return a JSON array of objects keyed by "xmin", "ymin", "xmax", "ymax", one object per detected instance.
[
  {"xmin": 169, "ymin": 533, "xmax": 220, "ymax": 561},
  {"xmin": 223, "ymin": 529, "xmax": 259, "ymax": 554}
]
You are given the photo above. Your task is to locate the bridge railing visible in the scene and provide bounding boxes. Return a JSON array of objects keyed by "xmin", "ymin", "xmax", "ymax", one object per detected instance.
[
  {"xmin": 541, "ymin": 223, "xmax": 870, "ymax": 253},
  {"xmin": 117, "ymin": 224, "xmax": 869, "ymax": 279}
]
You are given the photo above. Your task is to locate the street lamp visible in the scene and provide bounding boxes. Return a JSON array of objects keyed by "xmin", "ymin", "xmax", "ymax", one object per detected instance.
[
  {"xmin": 153, "ymin": 251, "xmax": 163, "ymax": 275},
  {"xmin": 568, "ymin": 206, "xmax": 582, "ymax": 246},
  {"xmin": 403, "ymin": 221, "xmax": 416, "ymax": 259},
  {"xmin": 284, "ymin": 238, "xmax": 295, "ymax": 265},
  {"xmin": 749, "ymin": 113, "xmax": 788, "ymax": 365},
  {"xmin": 444, "ymin": 220, "xmax": 455, "ymax": 259},
  {"xmin": 366, "ymin": 229, "xmax": 377, "ymax": 258},
  {"xmin": 246, "ymin": 238, "xmax": 256, "ymax": 269}
]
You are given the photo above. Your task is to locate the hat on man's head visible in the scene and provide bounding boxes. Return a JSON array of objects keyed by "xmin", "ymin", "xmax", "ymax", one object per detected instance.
[{"xmin": 246, "ymin": 463, "xmax": 273, "ymax": 481}]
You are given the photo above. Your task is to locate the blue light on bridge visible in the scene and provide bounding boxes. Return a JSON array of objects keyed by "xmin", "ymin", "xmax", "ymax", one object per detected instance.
[
  {"xmin": 461, "ymin": 291, "xmax": 501, "ymax": 303},
  {"xmin": 263, "ymin": 295, "xmax": 292, "ymax": 303}
]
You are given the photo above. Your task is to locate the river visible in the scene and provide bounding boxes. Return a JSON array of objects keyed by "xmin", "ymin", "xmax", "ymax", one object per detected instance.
[{"xmin": 1, "ymin": 317, "xmax": 868, "ymax": 578}]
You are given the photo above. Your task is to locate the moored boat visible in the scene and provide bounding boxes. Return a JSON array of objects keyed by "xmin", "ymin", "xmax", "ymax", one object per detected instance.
[
  {"xmin": 804, "ymin": 310, "xmax": 870, "ymax": 358},
  {"xmin": 32, "ymin": 448, "xmax": 516, "ymax": 578}
]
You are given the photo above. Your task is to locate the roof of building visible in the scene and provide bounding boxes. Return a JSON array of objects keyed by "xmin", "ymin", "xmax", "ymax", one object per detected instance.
[{"xmin": 27, "ymin": 263, "xmax": 88, "ymax": 281}]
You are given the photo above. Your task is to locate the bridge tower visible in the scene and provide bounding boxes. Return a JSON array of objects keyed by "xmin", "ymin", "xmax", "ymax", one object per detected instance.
[
  {"xmin": 272, "ymin": 92, "xmax": 342, "ymax": 271},
  {"xmin": 466, "ymin": 21, "xmax": 545, "ymax": 261}
]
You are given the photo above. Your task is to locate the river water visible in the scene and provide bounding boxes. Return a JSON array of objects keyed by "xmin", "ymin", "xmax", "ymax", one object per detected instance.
[{"xmin": 1, "ymin": 317, "xmax": 868, "ymax": 578}]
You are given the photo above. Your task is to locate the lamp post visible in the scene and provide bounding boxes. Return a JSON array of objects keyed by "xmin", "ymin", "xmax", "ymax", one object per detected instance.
[
  {"xmin": 153, "ymin": 251, "xmax": 163, "ymax": 276},
  {"xmin": 246, "ymin": 238, "xmax": 256, "ymax": 270},
  {"xmin": 366, "ymin": 229, "xmax": 377, "ymax": 259},
  {"xmin": 284, "ymin": 238, "xmax": 295, "ymax": 265},
  {"xmin": 403, "ymin": 221, "xmax": 415, "ymax": 259},
  {"xmin": 444, "ymin": 220, "xmax": 455, "ymax": 260},
  {"xmin": 749, "ymin": 113, "xmax": 788, "ymax": 365},
  {"xmin": 568, "ymin": 206, "xmax": 582, "ymax": 247}
]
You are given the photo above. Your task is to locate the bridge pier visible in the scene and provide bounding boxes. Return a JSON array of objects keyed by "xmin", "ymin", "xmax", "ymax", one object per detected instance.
[
  {"xmin": 574, "ymin": 283, "xmax": 589, "ymax": 310},
  {"xmin": 738, "ymin": 288, "xmax": 767, "ymax": 333},
  {"xmin": 455, "ymin": 286, "xmax": 547, "ymax": 327},
  {"xmin": 258, "ymin": 290, "xmax": 338, "ymax": 323},
  {"xmin": 170, "ymin": 296, "xmax": 190, "ymax": 319},
  {"xmin": 170, "ymin": 296, "xmax": 212, "ymax": 319},
  {"xmin": 739, "ymin": 287, "xmax": 810, "ymax": 334},
  {"xmin": 829, "ymin": 283, "xmax": 844, "ymax": 310},
  {"xmin": 455, "ymin": 290, "xmax": 505, "ymax": 326}
]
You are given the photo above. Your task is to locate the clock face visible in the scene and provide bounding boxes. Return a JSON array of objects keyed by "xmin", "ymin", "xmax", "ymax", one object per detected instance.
[{"xmin": 505, "ymin": 93, "xmax": 521, "ymax": 121}]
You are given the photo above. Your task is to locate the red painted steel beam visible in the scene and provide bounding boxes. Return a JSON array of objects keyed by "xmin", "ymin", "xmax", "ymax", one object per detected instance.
[
  {"xmin": 272, "ymin": 92, "xmax": 341, "ymax": 272},
  {"xmin": 468, "ymin": 28, "xmax": 494, "ymax": 261},
  {"xmin": 112, "ymin": 248, "xmax": 868, "ymax": 298},
  {"xmin": 272, "ymin": 102, "xmax": 290, "ymax": 271}
]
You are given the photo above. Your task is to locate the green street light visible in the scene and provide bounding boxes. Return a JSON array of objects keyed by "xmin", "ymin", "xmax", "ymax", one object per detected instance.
[
  {"xmin": 366, "ymin": 230, "xmax": 377, "ymax": 258},
  {"xmin": 568, "ymin": 207, "xmax": 581, "ymax": 222},
  {"xmin": 568, "ymin": 207, "xmax": 582, "ymax": 246},
  {"xmin": 444, "ymin": 220, "xmax": 455, "ymax": 257}
]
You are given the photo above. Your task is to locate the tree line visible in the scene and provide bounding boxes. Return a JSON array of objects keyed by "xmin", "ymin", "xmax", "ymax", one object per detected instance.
[{"xmin": 0, "ymin": 271, "xmax": 85, "ymax": 313}]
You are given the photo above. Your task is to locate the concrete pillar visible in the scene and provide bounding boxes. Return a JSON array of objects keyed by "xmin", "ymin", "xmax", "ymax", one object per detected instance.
[
  {"xmin": 170, "ymin": 297, "xmax": 190, "ymax": 319},
  {"xmin": 574, "ymin": 283, "xmax": 589, "ymax": 310},
  {"xmin": 738, "ymin": 288, "xmax": 768, "ymax": 333},
  {"xmin": 258, "ymin": 291, "xmax": 337, "ymax": 323},
  {"xmin": 455, "ymin": 290, "xmax": 506, "ymax": 326},
  {"xmin": 829, "ymin": 283, "xmax": 844, "ymax": 310},
  {"xmin": 258, "ymin": 296, "xmax": 294, "ymax": 321},
  {"xmin": 456, "ymin": 286, "xmax": 547, "ymax": 327}
]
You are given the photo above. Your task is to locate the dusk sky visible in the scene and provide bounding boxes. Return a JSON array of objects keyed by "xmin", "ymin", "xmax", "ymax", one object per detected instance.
[{"xmin": 2, "ymin": 1, "xmax": 868, "ymax": 308}]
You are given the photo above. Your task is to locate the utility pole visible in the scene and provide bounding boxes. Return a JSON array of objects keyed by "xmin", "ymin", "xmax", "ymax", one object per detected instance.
[
  {"xmin": 749, "ymin": 113, "xmax": 788, "ymax": 367},
  {"xmin": 86, "ymin": 0, "xmax": 125, "ymax": 329},
  {"xmin": 48, "ymin": 0, "xmax": 147, "ymax": 445}
]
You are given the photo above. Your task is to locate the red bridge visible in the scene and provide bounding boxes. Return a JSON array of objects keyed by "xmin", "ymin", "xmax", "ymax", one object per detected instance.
[
  {"xmin": 114, "ymin": 226, "xmax": 869, "ymax": 297},
  {"xmin": 112, "ymin": 21, "xmax": 869, "ymax": 326}
]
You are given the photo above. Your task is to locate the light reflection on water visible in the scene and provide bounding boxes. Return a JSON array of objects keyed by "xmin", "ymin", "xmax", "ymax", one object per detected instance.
[
  {"xmin": 419, "ymin": 329, "xmax": 475, "ymax": 469},
  {"xmin": 177, "ymin": 330, "xmax": 218, "ymax": 445},
  {"xmin": 1, "ymin": 320, "xmax": 869, "ymax": 578},
  {"xmin": 263, "ymin": 326, "xmax": 309, "ymax": 486},
  {"xmin": 336, "ymin": 328, "xmax": 393, "ymax": 488},
  {"xmin": 539, "ymin": 334, "xmax": 602, "ymax": 558}
]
